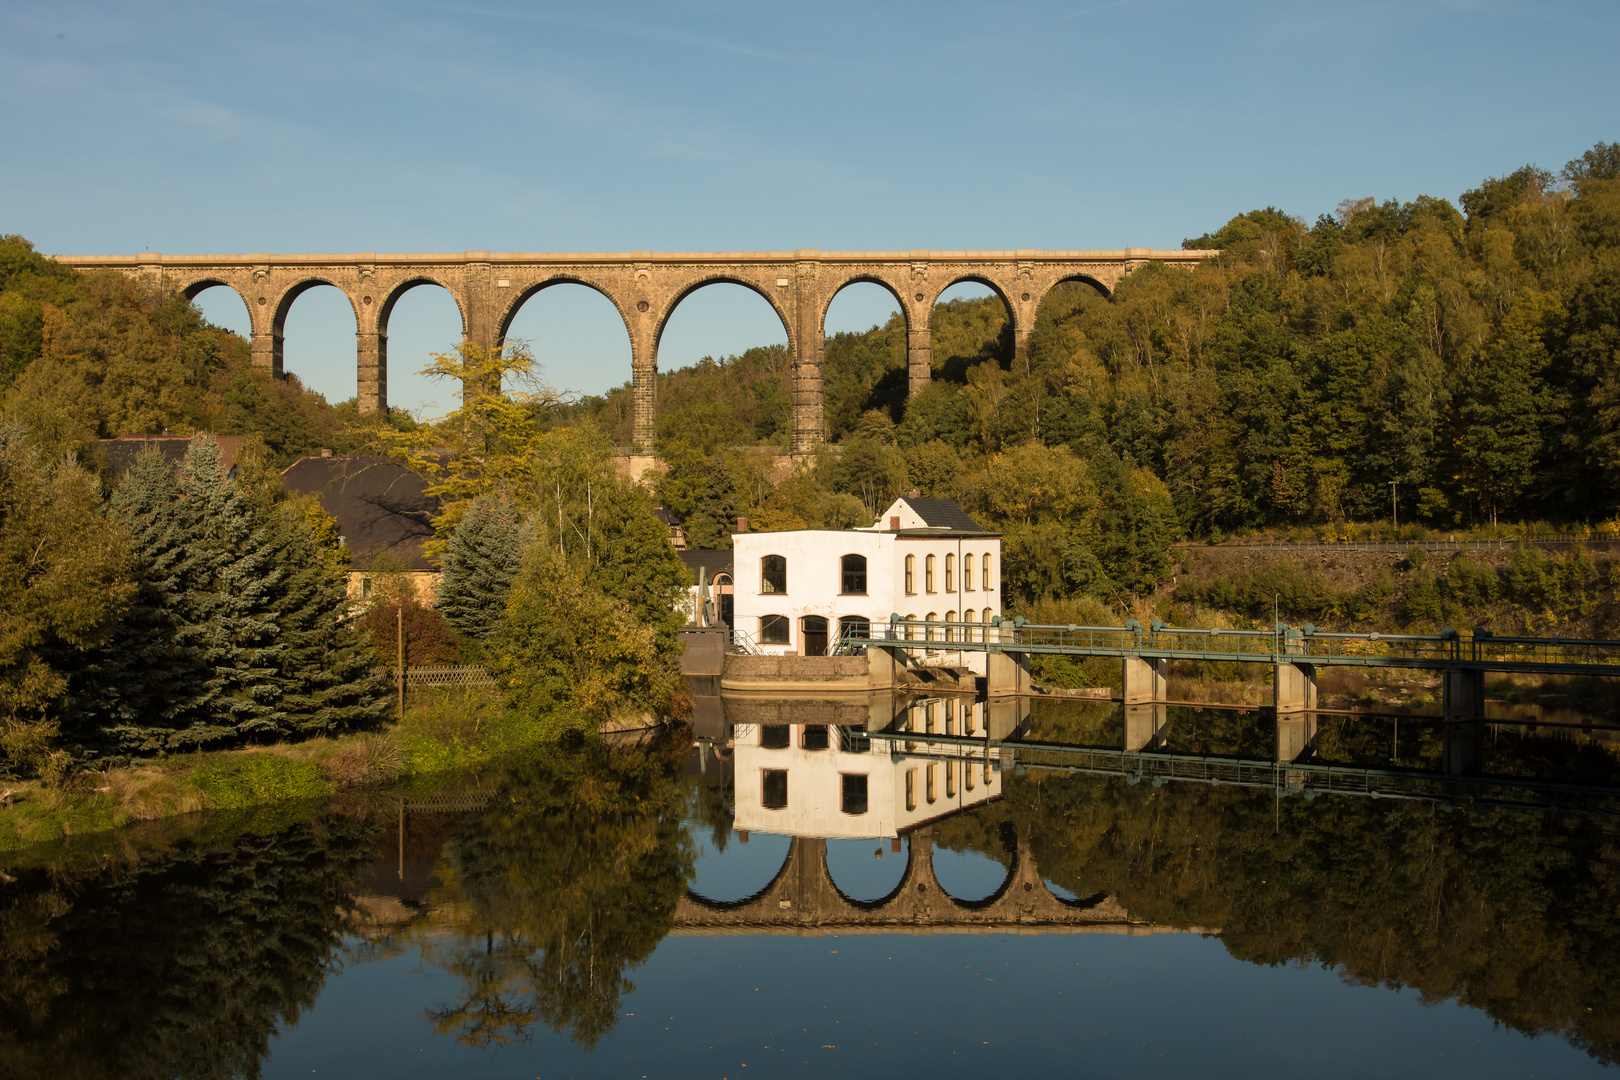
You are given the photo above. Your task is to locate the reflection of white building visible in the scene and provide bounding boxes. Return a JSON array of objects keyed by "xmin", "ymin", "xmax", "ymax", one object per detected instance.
[
  {"xmin": 731, "ymin": 697, "xmax": 1003, "ymax": 839},
  {"xmin": 730, "ymin": 496, "xmax": 1002, "ymax": 666}
]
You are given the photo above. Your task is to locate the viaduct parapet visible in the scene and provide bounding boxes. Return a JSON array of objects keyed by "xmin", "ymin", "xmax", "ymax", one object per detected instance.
[{"xmin": 58, "ymin": 248, "xmax": 1214, "ymax": 451}]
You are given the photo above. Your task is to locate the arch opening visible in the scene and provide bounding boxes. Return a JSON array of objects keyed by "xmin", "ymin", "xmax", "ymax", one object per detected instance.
[
  {"xmin": 655, "ymin": 281, "xmax": 792, "ymax": 450},
  {"xmin": 685, "ymin": 827, "xmax": 793, "ymax": 907},
  {"xmin": 380, "ymin": 281, "xmax": 465, "ymax": 418},
  {"xmin": 502, "ymin": 281, "xmax": 635, "ymax": 439},
  {"xmin": 823, "ymin": 279, "xmax": 908, "ymax": 440},
  {"xmin": 188, "ymin": 283, "xmax": 252, "ymax": 339},
  {"xmin": 928, "ymin": 279, "xmax": 1014, "ymax": 383},
  {"xmin": 276, "ymin": 283, "xmax": 357, "ymax": 406},
  {"xmin": 932, "ymin": 824, "xmax": 1016, "ymax": 905},
  {"xmin": 825, "ymin": 837, "xmax": 910, "ymax": 904}
]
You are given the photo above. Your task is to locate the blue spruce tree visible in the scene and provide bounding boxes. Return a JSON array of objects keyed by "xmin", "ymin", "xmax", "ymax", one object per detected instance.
[{"xmin": 436, "ymin": 494, "xmax": 526, "ymax": 646}]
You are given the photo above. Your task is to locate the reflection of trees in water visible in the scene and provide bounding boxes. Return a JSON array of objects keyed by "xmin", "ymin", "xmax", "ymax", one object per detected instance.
[
  {"xmin": 996, "ymin": 771, "xmax": 1620, "ymax": 1065},
  {"xmin": 0, "ymin": 811, "xmax": 378, "ymax": 1080},
  {"xmin": 417, "ymin": 742, "xmax": 694, "ymax": 1050}
]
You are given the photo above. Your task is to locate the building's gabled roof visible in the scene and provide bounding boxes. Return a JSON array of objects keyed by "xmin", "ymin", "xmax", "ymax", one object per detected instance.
[
  {"xmin": 904, "ymin": 497, "xmax": 988, "ymax": 532},
  {"xmin": 281, "ymin": 456, "xmax": 439, "ymax": 571},
  {"xmin": 679, "ymin": 549, "xmax": 734, "ymax": 583},
  {"xmin": 873, "ymin": 495, "xmax": 998, "ymax": 536}
]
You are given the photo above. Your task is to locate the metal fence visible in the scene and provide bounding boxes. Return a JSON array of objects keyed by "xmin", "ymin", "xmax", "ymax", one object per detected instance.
[{"xmin": 390, "ymin": 665, "xmax": 498, "ymax": 688}]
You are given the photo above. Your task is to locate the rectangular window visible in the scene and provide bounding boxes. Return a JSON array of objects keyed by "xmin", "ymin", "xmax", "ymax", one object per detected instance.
[
  {"xmin": 841, "ymin": 773, "xmax": 869, "ymax": 815},
  {"xmin": 905, "ymin": 768, "xmax": 917, "ymax": 811},
  {"xmin": 926, "ymin": 763, "xmax": 937, "ymax": 803},
  {"xmin": 760, "ymin": 725, "xmax": 790, "ymax": 749},
  {"xmin": 761, "ymin": 555, "xmax": 787, "ymax": 595},
  {"xmin": 841, "ymin": 554, "xmax": 867, "ymax": 595},
  {"xmin": 759, "ymin": 614, "xmax": 790, "ymax": 644},
  {"xmin": 801, "ymin": 724, "xmax": 829, "ymax": 751},
  {"xmin": 762, "ymin": 769, "xmax": 788, "ymax": 809}
]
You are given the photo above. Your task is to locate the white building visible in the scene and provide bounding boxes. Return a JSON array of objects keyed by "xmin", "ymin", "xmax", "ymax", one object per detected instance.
[
  {"xmin": 730, "ymin": 495, "xmax": 1002, "ymax": 665},
  {"xmin": 730, "ymin": 698, "xmax": 1003, "ymax": 839}
]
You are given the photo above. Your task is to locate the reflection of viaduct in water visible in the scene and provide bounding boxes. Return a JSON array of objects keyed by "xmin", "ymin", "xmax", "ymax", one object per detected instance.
[{"xmin": 675, "ymin": 828, "xmax": 1171, "ymax": 937}]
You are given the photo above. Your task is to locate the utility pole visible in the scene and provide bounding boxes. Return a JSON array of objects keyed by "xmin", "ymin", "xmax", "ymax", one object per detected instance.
[
  {"xmin": 1390, "ymin": 480, "xmax": 1398, "ymax": 533},
  {"xmin": 397, "ymin": 604, "xmax": 405, "ymax": 720}
]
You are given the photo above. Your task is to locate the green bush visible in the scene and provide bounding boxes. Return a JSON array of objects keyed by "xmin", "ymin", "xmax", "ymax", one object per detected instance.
[{"xmin": 192, "ymin": 754, "xmax": 333, "ymax": 809}]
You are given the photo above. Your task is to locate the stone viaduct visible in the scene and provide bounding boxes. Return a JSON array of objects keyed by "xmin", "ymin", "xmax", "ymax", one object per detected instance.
[
  {"xmin": 672, "ymin": 826, "xmax": 1191, "ymax": 936},
  {"xmin": 58, "ymin": 248, "xmax": 1214, "ymax": 452}
]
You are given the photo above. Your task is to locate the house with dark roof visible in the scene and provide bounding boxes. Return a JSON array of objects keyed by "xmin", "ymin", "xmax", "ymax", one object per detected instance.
[
  {"xmin": 97, "ymin": 434, "xmax": 247, "ymax": 480},
  {"xmin": 281, "ymin": 455, "xmax": 441, "ymax": 601},
  {"xmin": 729, "ymin": 494, "xmax": 1002, "ymax": 669}
]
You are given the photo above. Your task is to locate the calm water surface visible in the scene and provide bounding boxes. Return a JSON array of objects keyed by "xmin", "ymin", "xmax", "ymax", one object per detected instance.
[{"xmin": 4, "ymin": 694, "xmax": 1619, "ymax": 1079}]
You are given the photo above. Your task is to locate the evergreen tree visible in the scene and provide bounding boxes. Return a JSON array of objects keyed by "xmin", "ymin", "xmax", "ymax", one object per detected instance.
[
  {"xmin": 261, "ymin": 507, "xmax": 389, "ymax": 736},
  {"xmin": 73, "ymin": 448, "xmax": 209, "ymax": 755},
  {"xmin": 436, "ymin": 494, "xmax": 526, "ymax": 643},
  {"xmin": 165, "ymin": 436, "xmax": 285, "ymax": 740}
]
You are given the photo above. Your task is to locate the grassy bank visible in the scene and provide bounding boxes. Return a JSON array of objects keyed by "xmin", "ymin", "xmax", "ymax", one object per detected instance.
[{"xmin": 0, "ymin": 689, "xmax": 563, "ymax": 855}]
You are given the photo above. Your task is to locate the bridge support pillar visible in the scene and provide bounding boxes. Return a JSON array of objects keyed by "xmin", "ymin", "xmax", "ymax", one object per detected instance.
[
  {"xmin": 1274, "ymin": 661, "xmax": 1316, "ymax": 713},
  {"xmin": 356, "ymin": 330, "xmax": 387, "ymax": 414},
  {"xmin": 907, "ymin": 326, "xmax": 931, "ymax": 397},
  {"xmin": 1121, "ymin": 656, "xmax": 1167, "ymax": 704},
  {"xmin": 1124, "ymin": 703, "xmax": 1168, "ymax": 752},
  {"xmin": 867, "ymin": 645, "xmax": 907, "ymax": 690},
  {"xmin": 251, "ymin": 330, "xmax": 283, "ymax": 378},
  {"xmin": 1443, "ymin": 668, "xmax": 1486, "ymax": 775},
  {"xmin": 987, "ymin": 650, "xmax": 1031, "ymax": 696}
]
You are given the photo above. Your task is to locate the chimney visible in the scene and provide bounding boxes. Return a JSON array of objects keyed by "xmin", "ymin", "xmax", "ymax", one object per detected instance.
[
  {"xmin": 889, "ymin": 516, "xmax": 900, "ymax": 531},
  {"xmin": 320, "ymin": 448, "xmax": 332, "ymax": 458},
  {"xmin": 737, "ymin": 516, "xmax": 749, "ymax": 533},
  {"xmin": 907, "ymin": 489, "xmax": 920, "ymax": 499}
]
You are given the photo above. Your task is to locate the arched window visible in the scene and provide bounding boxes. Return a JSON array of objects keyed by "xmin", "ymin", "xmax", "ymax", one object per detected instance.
[
  {"xmin": 945, "ymin": 553, "xmax": 955, "ymax": 592},
  {"xmin": 759, "ymin": 614, "xmax": 790, "ymax": 645},
  {"xmin": 982, "ymin": 556, "xmax": 992, "ymax": 592},
  {"xmin": 841, "ymin": 553, "xmax": 867, "ymax": 594},
  {"xmin": 761, "ymin": 555, "xmax": 787, "ymax": 594},
  {"xmin": 904, "ymin": 614, "xmax": 917, "ymax": 642},
  {"xmin": 838, "ymin": 615, "xmax": 871, "ymax": 646},
  {"xmin": 962, "ymin": 608, "xmax": 976, "ymax": 643},
  {"xmin": 904, "ymin": 554, "xmax": 916, "ymax": 595},
  {"xmin": 925, "ymin": 612, "xmax": 937, "ymax": 642},
  {"xmin": 945, "ymin": 760, "xmax": 956, "ymax": 798},
  {"xmin": 964, "ymin": 553, "xmax": 976, "ymax": 591},
  {"xmin": 983, "ymin": 606, "xmax": 993, "ymax": 625},
  {"xmin": 945, "ymin": 610, "xmax": 957, "ymax": 642},
  {"xmin": 925, "ymin": 554, "xmax": 936, "ymax": 592},
  {"xmin": 926, "ymin": 762, "xmax": 937, "ymax": 803},
  {"xmin": 905, "ymin": 768, "xmax": 917, "ymax": 811}
]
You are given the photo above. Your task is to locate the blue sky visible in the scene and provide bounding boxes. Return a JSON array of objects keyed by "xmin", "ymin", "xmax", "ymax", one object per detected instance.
[{"xmin": 3, "ymin": 0, "xmax": 1615, "ymax": 414}]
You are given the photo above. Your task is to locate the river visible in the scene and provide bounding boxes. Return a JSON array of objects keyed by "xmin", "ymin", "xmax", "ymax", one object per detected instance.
[{"xmin": 2, "ymin": 692, "xmax": 1618, "ymax": 1078}]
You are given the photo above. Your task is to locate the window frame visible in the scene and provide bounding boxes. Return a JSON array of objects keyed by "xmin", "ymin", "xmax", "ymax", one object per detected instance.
[
  {"xmin": 759, "ymin": 614, "xmax": 791, "ymax": 645},
  {"xmin": 760, "ymin": 554, "xmax": 788, "ymax": 595},
  {"xmin": 964, "ymin": 553, "xmax": 975, "ymax": 591},
  {"xmin": 904, "ymin": 553, "xmax": 916, "ymax": 595},
  {"xmin": 945, "ymin": 553, "xmax": 955, "ymax": 593},
  {"xmin": 840, "ymin": 772, "xmax": 869, "ymax": 816},
  {"xmin": 925, "ymin": 554, "xmax": 936, "ymax": 593},
  {"xmin": 840, "ymin": 553, "xmax": 868, "ymax": 595},
  {"xmin": 762, "ymin": 768, "xmax": 788, "ymax": 810}
]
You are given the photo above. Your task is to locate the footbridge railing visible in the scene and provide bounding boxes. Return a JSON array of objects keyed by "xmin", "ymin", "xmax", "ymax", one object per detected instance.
[{"xmin": 849, "ymin": 618, "xmax": 1620, "ymax": 677}]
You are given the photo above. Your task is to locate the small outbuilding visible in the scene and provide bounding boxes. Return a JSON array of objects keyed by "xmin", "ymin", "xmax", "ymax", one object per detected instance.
[{"xmin": 281, "ymin": 454, "xmax": 441, "ymax": 602}]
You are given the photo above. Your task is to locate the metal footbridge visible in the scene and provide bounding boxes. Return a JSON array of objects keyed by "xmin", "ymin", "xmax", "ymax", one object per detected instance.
[{"xmin": 848, "ymin": 617, "xmax": 1620, "ymax": 678}]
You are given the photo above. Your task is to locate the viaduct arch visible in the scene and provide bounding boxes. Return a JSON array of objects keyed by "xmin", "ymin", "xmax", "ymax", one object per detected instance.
[
  {"xmin": 62, "ymin": 248, "xmax": 1215, "ymax": 452},
  {"xmin": 674, "ymin": 825, "xmax": 1148, "ymax": 934}
]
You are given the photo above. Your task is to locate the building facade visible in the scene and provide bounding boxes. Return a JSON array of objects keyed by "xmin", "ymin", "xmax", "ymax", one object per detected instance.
[{"xmin": 730, "ymin": 496, "xmax": 1002, "ymax": 664}]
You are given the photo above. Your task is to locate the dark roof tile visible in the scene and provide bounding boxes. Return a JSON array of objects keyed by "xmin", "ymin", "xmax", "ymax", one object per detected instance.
[{"xmin": 281, "ymin": 456, "xmax": 439, "ymax": 571}]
